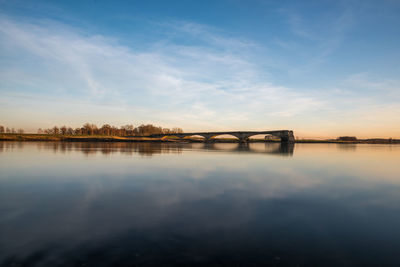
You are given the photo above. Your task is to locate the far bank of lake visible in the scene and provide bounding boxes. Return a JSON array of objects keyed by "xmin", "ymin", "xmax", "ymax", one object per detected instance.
[{"xmin": 0, "ymin": 133, "xmax": 399, "ymax": 144}]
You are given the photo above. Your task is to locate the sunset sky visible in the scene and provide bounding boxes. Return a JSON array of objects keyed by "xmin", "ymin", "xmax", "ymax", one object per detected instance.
[{"xmin": 1, "ymin": 0, "xmax": 399, "ymax": 138}]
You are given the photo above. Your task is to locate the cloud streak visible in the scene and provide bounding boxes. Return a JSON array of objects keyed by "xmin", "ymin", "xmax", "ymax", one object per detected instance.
[{"xmin": 0, "ymin": 15, "xmax": 399, "ymax": 137}]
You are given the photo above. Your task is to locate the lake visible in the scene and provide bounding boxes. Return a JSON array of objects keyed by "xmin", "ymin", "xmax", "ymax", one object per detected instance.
[{"xmin": 1, "ymin": 141, "xmax": 400, "ymax": 266}]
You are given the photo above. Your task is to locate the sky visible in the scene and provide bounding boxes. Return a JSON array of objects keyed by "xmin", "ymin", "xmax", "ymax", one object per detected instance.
[{"xmin": 0, "ymin": 0, "xmax": 399, "ymax": 138}]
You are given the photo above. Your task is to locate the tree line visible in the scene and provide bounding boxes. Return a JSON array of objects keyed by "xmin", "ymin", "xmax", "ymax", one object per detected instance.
[
  {"xmin": 34, "ymin": 123, "xmax": 183, "ymax": 136},
  {"xmin": 0, "ymin": 125, "xmax": 24, "ymax": 134}
]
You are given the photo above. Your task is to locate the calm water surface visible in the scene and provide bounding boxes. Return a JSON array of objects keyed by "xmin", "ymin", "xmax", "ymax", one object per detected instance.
[{"xmin": 1, "ymin": 142, "xmax": 400, "ymax": 266}]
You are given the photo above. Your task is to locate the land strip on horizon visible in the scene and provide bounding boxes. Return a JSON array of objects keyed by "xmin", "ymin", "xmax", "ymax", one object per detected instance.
[{"xmin": 0, "ymin": 134, "xmax": 399, "ymax": 144}]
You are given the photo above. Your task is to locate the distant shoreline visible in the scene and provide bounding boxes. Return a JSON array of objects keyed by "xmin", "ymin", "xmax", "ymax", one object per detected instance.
[{"xmin": 1, "ymin": 134, "xmax": 399, "ymax": 144}]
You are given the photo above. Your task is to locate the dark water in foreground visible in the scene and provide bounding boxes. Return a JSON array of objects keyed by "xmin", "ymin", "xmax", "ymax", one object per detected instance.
[{"xmin": 1, "ymin": 142, "xmax": 400, "ymax": 266}]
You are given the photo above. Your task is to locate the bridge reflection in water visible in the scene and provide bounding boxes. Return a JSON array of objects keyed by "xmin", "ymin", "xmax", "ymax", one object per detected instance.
[
  {"xmin": 0, "ymin": 142, "xmax": 294, "ymax": 157},
  {"xmin": 200, "ymin": 142, "xmax": 294, "ymax": 156}
]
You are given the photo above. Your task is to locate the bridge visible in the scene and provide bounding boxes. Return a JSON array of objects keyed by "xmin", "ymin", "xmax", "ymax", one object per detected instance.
[{"xmin": 149, "ymin": 130, "xmax": 295, "ymax": 143}]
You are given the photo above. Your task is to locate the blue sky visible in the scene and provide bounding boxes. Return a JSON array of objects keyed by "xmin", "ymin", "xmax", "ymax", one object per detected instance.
[{"xmin": 0, "ymin": 0, "xmax": 399, "ymax": 137}]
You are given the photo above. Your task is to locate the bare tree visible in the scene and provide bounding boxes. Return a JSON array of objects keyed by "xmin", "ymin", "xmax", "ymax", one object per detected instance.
[
  {"xmin": 121, "ymin": 124, "xmax": 134, "ymax": 136},
  {"xmin": 74, "ymin": 128, "xmax": 82, "ymax": 135},
  {"xmin": 172, "ymin": 127, "xmax": 183, "ymax": 133},
  {"xmin": 0, "ymin": 125, "xmax": 4, "ymax": 133},
  {"xmin": 60, "ymin": 126, "xmax": 67, "ymax": 135},
  {"xmin": 82, "ymin": 123, "xmax": 98, "ymax": 135},
  {"xmin": 17, "ymin": 129, "xmax": 24, "ymax": 134},
  {"xmin": 38, "ymin": 128, "xmax": 44, "ymax": 134},
  {"xmin": 100, "ymin": 124, "xmax": 111, "ymax": 135},
  {"xmin": 66, "ymin": 127, "xmax": 73, "ymax": 135},
  {"xmin": 53, "ymin": 126, "xmax": 59, "ymax": 135}
]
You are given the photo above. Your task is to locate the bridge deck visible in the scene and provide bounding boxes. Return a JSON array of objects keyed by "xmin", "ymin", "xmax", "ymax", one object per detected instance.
[{"xmin": 158, "ymin": 130, "xmax": 287, "ymax": 135}]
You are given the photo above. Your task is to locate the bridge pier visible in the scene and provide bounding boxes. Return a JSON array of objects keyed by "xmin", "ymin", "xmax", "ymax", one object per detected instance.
[
  {"xmin": 279, "ymin": 130, "xmax": 295, "ymax": 143},
  {"xmin": 234, "ymin": 133, "xmax": 251, "ymax": 143},
  {"xmin": 200, "ymin": 133, "xmax": 215, "ymax": 142},
  {"xmin": 238, "ymin": 137, "xmax": 250, "ymax": 143}
]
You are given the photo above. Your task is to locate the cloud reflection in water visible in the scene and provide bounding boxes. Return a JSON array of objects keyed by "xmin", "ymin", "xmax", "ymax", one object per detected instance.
[{"xmin": 1, "ymin": 142, "xmax": 400, "ymax": 266}]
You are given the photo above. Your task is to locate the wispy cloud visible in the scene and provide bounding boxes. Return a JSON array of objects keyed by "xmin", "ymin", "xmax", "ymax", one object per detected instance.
[
  {"xmin": 0, "ymin": 15, "xmax": 399, "ymax": 137},
  {"xmin": 0, "ymin": 16, "xmax": 325, "ymax": 130},
  {"xmin": 158, "ymin": 20, "xmax": 258, "ymax": 51}
]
